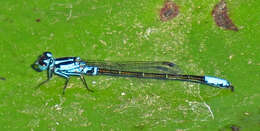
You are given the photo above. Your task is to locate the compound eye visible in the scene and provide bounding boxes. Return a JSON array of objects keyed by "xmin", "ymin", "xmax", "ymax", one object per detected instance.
[
  {"xmin": 39, "ymin": 59, "xmax": 46, "ymax": 66},
  {"xmin": 38, "ymin": 56, "xmax": 48, "ymax": 66},
  {"xmin": 39, "ymin": 61, "xmax": 46, "ymax": 66}
]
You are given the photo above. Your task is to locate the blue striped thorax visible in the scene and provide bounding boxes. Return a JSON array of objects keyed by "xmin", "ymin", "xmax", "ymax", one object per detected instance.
[
  {"xmin": 32, "ymin": 52, "xmax": 97, "ymax": 94},
  {"xmin": 32, "ymin": 52, "xmax": 98, "ymax": 77}
]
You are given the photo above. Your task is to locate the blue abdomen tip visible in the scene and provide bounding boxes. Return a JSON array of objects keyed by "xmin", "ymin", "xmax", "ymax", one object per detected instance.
[{"xmin": 204, "ymin": 76, "xmax": 230, "ymax": 88}]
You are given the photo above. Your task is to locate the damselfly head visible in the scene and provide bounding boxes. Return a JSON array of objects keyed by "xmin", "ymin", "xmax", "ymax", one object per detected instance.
[{"xmin": 32, "ymin": 52, "xmax": 54, "ymax": 72}]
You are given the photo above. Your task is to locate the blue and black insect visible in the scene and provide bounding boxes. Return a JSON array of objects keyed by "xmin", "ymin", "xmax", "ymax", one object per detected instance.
[{"xmin": 32, "ymin": 52, "xmax": 234, "ymax": 94}]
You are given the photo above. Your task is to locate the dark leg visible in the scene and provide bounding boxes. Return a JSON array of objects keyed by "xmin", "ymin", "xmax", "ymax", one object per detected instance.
[
  {"xmin": 230, "ymin": 85, "xmax": 234, "ymax": 92},
  {"xmin": 80, "ymin": 75, "xmax": 93, "ymax": 92},
  {"xmin": 36, "ymin": 78, "xmax": 50, "ymax": 89},
  {"xmin": 36, "ymin": 69, "xmax": 53, "ymax": 89},
  {"xmin": 63, "ymin": 78, "xmax": 70, "ymax": 95}
]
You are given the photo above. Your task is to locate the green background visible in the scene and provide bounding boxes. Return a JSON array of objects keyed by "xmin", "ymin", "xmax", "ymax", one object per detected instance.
[{"xmin": 0, "ymin": 0, "xmax": 259, "ymax": 130}]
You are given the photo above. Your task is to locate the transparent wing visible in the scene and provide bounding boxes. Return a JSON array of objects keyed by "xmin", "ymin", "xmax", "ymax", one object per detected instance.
[{"xmin": 83, "ymin": 60, "xmax": 182, "ymax": 74}]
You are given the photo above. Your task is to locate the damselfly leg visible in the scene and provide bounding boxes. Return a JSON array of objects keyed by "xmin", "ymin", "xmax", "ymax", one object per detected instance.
[
  {"xmin": 63, "ymin": 78, "xmax": 70, "ymax": 95},
  {"xmin": 80, "ymin": 75, "xmax": 94, "ymax": 92},
  {"xmin": 62, "ymin": 76, "xmax": 93, "ymax": 94},
  {"xmin": 36, "ymin": 78, "xmax": 51, "ymax": 89},
  {"xmin": 35, "ymin": 66, "xmax": 53, "ymax": 89}
]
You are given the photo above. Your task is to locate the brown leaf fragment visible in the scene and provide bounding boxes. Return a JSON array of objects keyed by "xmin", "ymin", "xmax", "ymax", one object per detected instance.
[
  {"xmin": 212, "ymin": 0, "xmax": 238, "ymax": 31},
  {"xmin": 160, "ymin": 1, "xmax": 179, "ymax": 22}
]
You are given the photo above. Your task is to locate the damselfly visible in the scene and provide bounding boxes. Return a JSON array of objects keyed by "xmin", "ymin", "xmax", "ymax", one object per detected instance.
[{"xmin": 32, "ymin": 52, "xmax": 234, "ymax": 94}]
